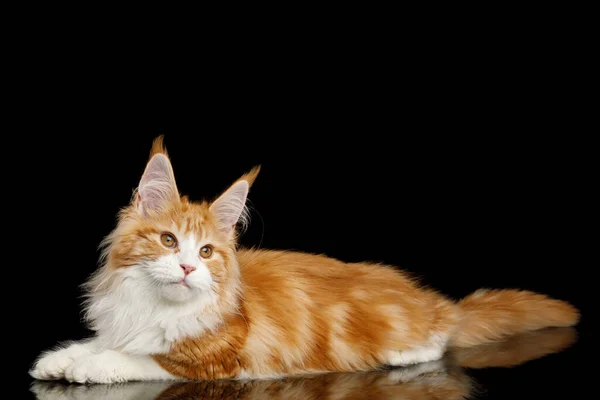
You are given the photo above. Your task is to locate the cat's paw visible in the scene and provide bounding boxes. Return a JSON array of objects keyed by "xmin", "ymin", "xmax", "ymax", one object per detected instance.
[
  {"xmin": 30, "ymin": 344, "xmax": 94, "ymax": 381},
  {"xmin": 64, "ymin": 352, "xmax": 129, "ymax": 384}
]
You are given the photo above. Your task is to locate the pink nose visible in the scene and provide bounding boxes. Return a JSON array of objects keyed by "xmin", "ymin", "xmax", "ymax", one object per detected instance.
[{"xmin": 180, "ymin": 264, "xmax": 196, "ymax": 276}]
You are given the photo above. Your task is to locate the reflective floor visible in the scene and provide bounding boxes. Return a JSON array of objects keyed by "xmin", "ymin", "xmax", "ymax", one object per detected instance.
[{"xmin": 29, "ymin": 327, "xmax": 583, "ymax": 400}]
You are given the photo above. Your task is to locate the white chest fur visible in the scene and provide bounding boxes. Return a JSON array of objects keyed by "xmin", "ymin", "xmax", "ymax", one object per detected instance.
[{"xmin": 85, "ymin": 266, "xmax": 221, "ymax": 355}]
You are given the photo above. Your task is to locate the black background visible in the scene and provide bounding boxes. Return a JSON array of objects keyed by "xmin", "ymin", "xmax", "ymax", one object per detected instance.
[{"xmin": 8, "ymin": 26, "xmax": 595, "ymax": 399}]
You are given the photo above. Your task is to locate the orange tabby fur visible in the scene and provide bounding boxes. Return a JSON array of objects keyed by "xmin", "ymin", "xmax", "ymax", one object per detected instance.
[{"xmin": 100, "ymin": 136, "xmax": 579, "ymax": 380}]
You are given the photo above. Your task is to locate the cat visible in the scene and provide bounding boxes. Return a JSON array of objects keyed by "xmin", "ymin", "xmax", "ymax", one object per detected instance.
[{"xmin": 29, "ymin": 136, "xmax": 580, "ymax": 384}]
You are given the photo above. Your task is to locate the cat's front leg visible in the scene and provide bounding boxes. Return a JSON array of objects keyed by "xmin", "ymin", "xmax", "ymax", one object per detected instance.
[
  {"xmin": 30, "ymin": 339, "xmax": 98, "ymax": 381},
  {"xmin": 63, "ymin": 349, "xmax": 177, "ymax": 384}
]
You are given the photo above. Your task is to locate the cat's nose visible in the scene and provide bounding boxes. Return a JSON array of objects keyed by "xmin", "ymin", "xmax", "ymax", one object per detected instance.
[{"xmin": 180, "ymin": 264, "xmax": 196, "ymax": 275}]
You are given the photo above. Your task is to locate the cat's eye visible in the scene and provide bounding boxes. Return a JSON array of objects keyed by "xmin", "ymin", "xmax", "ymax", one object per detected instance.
[
  {"xmin": 200, "ymin": 245, "xmax": 213, "ymax": 259},
  {"xmin": 160, "ymin": 233, "xmax": 177, "ymax": 248}
]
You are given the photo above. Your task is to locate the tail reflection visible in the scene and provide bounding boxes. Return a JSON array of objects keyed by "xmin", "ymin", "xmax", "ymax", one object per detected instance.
[
  {"xmin": 31, "ymin": 327, "xmax": 577, "ymax": 400},
  {"xmin": 451, "ymin": 326, "xmax": 577, "ymax": 369}
]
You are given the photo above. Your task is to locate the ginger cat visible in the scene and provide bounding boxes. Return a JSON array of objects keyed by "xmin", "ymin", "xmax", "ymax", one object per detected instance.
[{"xmin": 29, "ymin": 136, "xmax": 579, "ymax": 384}]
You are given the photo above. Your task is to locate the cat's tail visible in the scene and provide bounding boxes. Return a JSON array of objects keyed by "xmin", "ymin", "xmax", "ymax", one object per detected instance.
[{"xmin": 450, "ymin": 289, "xmax": 580, "ymax": 348}]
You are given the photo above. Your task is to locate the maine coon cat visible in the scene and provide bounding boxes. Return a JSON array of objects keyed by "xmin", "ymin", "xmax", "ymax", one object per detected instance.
[{"xmin": 30, "ymin": 136, "xmax": 579, "ymax": 384}]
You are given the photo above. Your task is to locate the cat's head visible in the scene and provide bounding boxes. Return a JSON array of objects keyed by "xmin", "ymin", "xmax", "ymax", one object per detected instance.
[{"xmin": 101, "ymin": 136, "xmax": 259, "ymax": 303}]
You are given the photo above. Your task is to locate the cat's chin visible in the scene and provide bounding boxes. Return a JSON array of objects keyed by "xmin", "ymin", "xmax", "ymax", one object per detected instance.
[{"xmin": 161, "ymin": 283, "xmax": 197, "ymax": 303}]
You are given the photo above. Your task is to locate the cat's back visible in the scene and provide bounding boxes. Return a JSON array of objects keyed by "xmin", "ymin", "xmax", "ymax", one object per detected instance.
[
  {"xmin": 236, "ymin": 248, "xmax": 418, "ymax": 300},
  {"xmin": 237, "ymin": 248, "xmax": 352, "ymax": 277}
]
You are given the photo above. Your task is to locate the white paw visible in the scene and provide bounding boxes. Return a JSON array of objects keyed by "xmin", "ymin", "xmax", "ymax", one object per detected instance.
[
  {"xmin": 386, "ymin": 345, "xmax": 444, "ymax": 367},
  {"xmin": 64, "ymin": 352, "xmax": 129, "ymax": 384},
  {"xmin": 30, "ymin": 344, "xmax": 94, "ymax": 381}
]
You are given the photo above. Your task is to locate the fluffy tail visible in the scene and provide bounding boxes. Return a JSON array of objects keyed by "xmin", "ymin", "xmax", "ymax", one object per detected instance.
[{"xmin": 450, "ymin": 289, "xmax": 580, "ymax": 348}]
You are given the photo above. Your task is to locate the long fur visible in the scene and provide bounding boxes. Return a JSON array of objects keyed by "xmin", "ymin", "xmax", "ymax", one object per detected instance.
[{"xmin": 30, "ymin": 136, "xmax": 580, "ymax": 383}]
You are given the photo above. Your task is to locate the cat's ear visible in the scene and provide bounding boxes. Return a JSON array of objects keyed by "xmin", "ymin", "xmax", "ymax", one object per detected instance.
[
  {"xmin": 135, "ymin": 136, "xmax": 180, "ymax": 215},
  {"xmin": 209, "ymin": 166, "xmax": 261, "ymax": 234}
]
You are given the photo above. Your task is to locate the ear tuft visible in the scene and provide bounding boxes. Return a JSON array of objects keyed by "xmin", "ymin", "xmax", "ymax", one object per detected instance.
[
  {"xmin": 150, "ymin": 134, "xmax": 168, "ymax": 158},
  {"xmin": 236, "ymin": 165, "xmax": 261, "ymax": 188}
]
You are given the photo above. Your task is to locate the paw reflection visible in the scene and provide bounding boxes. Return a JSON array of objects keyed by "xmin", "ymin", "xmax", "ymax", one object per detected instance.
[
  {"xmin": 31, "ymin": 327, "xmax": 577, "ymax": 400},
  {"xmin": 30, "ymin": 381, "xmax": 172, "ymax": 400}
]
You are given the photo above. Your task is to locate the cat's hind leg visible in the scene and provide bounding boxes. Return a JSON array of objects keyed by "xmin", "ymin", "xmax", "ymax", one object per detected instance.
[{"xmin": 385, "ymin": 333, "xmax": 448, "ymax": 367}]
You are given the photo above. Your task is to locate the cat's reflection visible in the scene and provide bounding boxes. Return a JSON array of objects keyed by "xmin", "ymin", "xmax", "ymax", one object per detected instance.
[{"xmin": 31, "ymin": 327, "xmax": 577, "ymax": 400}]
